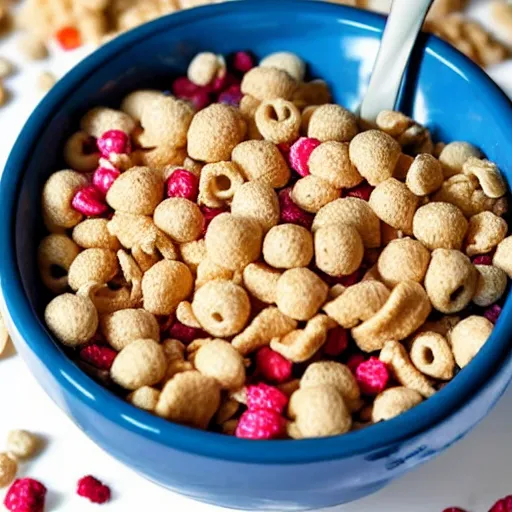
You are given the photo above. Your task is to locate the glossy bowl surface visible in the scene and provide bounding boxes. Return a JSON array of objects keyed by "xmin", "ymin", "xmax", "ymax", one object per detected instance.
[{"xmin": 1, "ymin": 1, "xmax": 512, "ymax": 509}]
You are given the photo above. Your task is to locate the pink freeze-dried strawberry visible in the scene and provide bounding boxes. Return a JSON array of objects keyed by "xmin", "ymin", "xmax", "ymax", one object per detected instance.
[
  {"xmin": 484, "ymin": 304, "xmax": 502, "ymax": 324},
  {"xmin": 168, "ymin": 321, "xmax": 204, "ymax": 345},
  {"xmin": 472, "ymin": 255, "xmax": 493, "ymax": 265},
  {"xmin": 72, "ymin": 185, "xmax": 108, "ymax": 217},
  {"xmin": 92, "ymin": 163, "xmax": 120, "ymax": 195},
  {"xmin": 346, "ymin": 353, "xmax": 366, "ymax": 375},
  {"xmin": 278, "ymin": 188, "xmax": 314, "ymax": 229},
  {"xmin": 166, "ymin": 169, "xmax": 199, "ymax": 201},
  {"xmin": 218, "ymin": 85, "xmax": 243, "ymax": 107},
  {"xmin": 232, "ymin": 51, "xmax": 255, "ymax": 73},
  {"xmin": 255, "ymin": 347, "xmax": 292, "ymax": 383},
  {"xmin": 172, "ymin": 76, "xmax": 201, "ymax": 97},
  {"xmin": 288, "ymin": 137, "xmax": 321, "ymax": 176},
  {"xmin": 201, "ymin": 205, "xmax": 226, "ymax": 234},
  {"xmin": 79, "ymin": 344, "xmax": 117, "ymax": 371},
  {"xmin": 489, "ymin": 496, "xmax": 512, "ymax": 512},
  {"xmin": 4, "ymin": 478, "xmax": 47, "ymax": 512},
  {"xmin": 77, "ymin": 475, "xmax": 111, "ymax": 504},
  {"xmin": 246, "ymin": 383, "xmax": 289, "ymax": 414},
  {"xmin": 345, "ymin": 181, "xmax": 375, "ymax": 201},
  {"xmin": 442, "ymin": 508, "xmax": 468, "ymax": 512},
  {"xmin": 97, "ymin": 129, "xmax": 131, "ymax": 158},
  {"xmin": 235, "ymin": 409, "xmax": 286, "ymax": 440},
  {"xmin": 355, "ymin": 357, "xmax": 389, "ymax": 395},
  {"xmin": 323, "ymin": 327, "xmax": 349, "ymax": 357}
]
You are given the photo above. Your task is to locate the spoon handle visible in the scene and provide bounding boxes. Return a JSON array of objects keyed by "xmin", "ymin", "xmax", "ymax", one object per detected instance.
[{"xmin": 359, "ymin": 0, "xmax": 434, "ymax": 123}]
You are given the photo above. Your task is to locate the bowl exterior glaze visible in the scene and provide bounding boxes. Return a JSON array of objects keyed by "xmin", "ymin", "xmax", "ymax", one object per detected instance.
[{"xmin": 1, "ymin": 2, "xmax": 512, "ymax": 510}]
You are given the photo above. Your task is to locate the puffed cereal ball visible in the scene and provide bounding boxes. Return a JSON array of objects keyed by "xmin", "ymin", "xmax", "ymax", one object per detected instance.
[
  {"xmin": 127, "ymin": 386, "xmax": 160, "ymax": 412},
  {"xmin": 255, "ymin": 99, "xmax": 301, "ymax": 144},
  {"xmin": 291, "ymin": 175, "xmax": 341, "ymax": 213},
  {"xmin": 405, "ymin": 153, "xmax": 444, "ymax": 196},
  {"xmin": 231, "ymin": 181, "xmax": 279, "ymax": 233},
  {"xmin": 205, "ymin": 213, "xmax": 263, "ymax": 271},
  {"xmin": 263, "ymin": 224, "xmax": 314, "ymax": 269},
  {"xmin": 413, "ymin": 202, "xmax": 468, "ymax": 250},
  {"xmin": 260, "ymin": 51, "xmax": 306, "ymax": 81},
  {"xmin": 187, "ymin": 104, "xmax": 246, "ymax": 162},
  {"xmin": 314, "ymin": 224, "xmax": 364, "ymax": 276},
  {"xmin": 450, "ymin": 315, "xmax": 493, "ymax": 367},
  {"xmin": 187, "ymin": 52, "xmax": 224, "ymax": 86},
  {"xmin": 6, "ymin": 430, "xmax": 39, "ymax": 460},
  {"xmin": 473, "ymin": 264, "xmax": 507, "ymax": 307},
  {"xmin": 67, "ymin": 248, "xmax": 118, "ymax": 291},
  {"xmin": 242, "ymin": 263, "xmax": 281, "ymax": 304},
  {"xmin": 376, "ymin": 110, "xmax": 411, "ymax": 137},
  {"xmin": 241, "ymin": 66, "xmax": 298, "ymax": 101},
  {"xmin": 120, "ymin": 89, "xmax": 163, "ymax": 120},
  {"xmin": 111, "ymin": 338, "xmax": 167, "ymax": 390},
  {"xmin": 80, "ymin": 107, "xmax": 135, "ymax": 138},
  {"xmin": 154, "ymin": 198, "xmax": 204, "ymax": 243},
  {"xmin": 307, "ymin": 104, "xmax": 359, "ymax": 143},
  {"xmin": 493, "ymin": 236, "xmax": 512, "ymax": 277},
  {"xmin": 438, "ymin": 141, "xmax": 481, "ymax": 178},
  {"xmin": 377, "ymin": 237, "xmax": 431, "ymax": 287},
  {"xmin": 0, "ymin": 453, "xmax": 17, "ymax": 488},
  {"xmin": 372, "ymin": 387, "xmax": 423, "ymax": 422},
  {"xmin": 192, "ymin": 280, "xmax": 251, "ymax": 337},
  {"xmin": 231, "ymin": 140, "xmax": 290, "ymax": 188},
  {"xmin": 292, "ymin": 80, "xmax": 332, "ymax": 108},
  {"xmin": 369, "ymin": 178, "xmax": 419, "ymax": 234},
  {"xmin": 198, "ymin": 161, "xmax": 245, "ymax": 208},
  {"xmin": 72, "ymin": 218, "xmax": 121, "ymax": 250},
  {"xmin": 276, "ymin": 268, "xmax": 328, "ymax": 320},
  {"xmin": 464, "ymin": 211, "xmax": 507, "ymax": 257},
  {"xmin": 142, "ymin": 260, "xmax": 193, "ymax": 315},
  {"xmin": 308, "ymin": 141, "xmax": 363, "ymax": 189},
  {"xmin": 349, "ymin": 130, "xmax": 402, "ymax": 186},
  {"xmin": 45, "ymin": 293, "xmax": 98, "ymax": 346}
]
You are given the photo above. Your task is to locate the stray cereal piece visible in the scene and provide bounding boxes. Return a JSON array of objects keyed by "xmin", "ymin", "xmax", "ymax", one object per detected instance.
[
  {"xmin": 0, "ymin": 453, "xmax": 17, "ymax": 488},
  {"xmin": 450, "ymin": 315, "xmax": 493, "ymax": 367},
  {"xmin": 372, "ymin": 387, "xmax": 423, "ymax": 422},
  {"xmin": 260, "ymin": 51, "xmax": 306, "ymax": 81},
  {"xmin": 6, "ymin": 431, "xmax": 40, "ymax": 460},
  {"xmin": 0, "ymin": 57, "xmax": 14, "ymax": 79},
  {"xmin": 37, "ymin": 71, "xmax": 57, "ymax": 92},
  {"xmin": 17, "ymin": 34, "xmax": 48, "ymax": 60},
  {"xmin": 307, "ymin": 104, "xmax": 359, "ymax": 143},
  {"xmin": 0, "ymin": 312, "xmax": 10, "ymax": 357},
  {"xmin": 0, "ymin": 81, "xmax": 7, "ymax": 107},
  {"xmin": 263, "ymin": 224, "xmax": 313, "ymax": 269}
]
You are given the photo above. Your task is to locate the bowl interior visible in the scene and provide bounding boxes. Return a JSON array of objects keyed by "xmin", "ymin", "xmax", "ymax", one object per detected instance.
[{"xmin": 2, "ymin": 0, "xmax": 512, "ymax": 463}]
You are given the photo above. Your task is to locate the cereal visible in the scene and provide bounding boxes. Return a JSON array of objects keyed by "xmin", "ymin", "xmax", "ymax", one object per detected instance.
[
  {"xmin": 6, "ymin": 430, "xmax": 40, "ymax": 460},
  {"xmin": 180, "ymin": 239, "xmax": 207, "ymax": 272},
  {"xmin": 195, "ymin": 258, "xmax": 234, "ymax": 289},
  {"xmin": 198, "ymin": 161, "xmax": 245, "ymax": 208},
  {"xmin": 241, "ymin": 66, "xmax": 297, "ymax": 101},
  {"xmin": 307, "ymin": 104, "xmax": 359, "ymax": 143},
  {"xmin": 242, "ymin": 263, "xmax": 281, "ymax": 304},
  {"xmin": 405, "ymin": 153, "xmax": 444, "ymax": 196},
  {"xmin": 463, "ymin": 157, "xmax": 507, "ymax": 199},
  {"xmin": 63, "ymin": 131, "xmax": 99, "ymax": 172},
  {"xmin": 450, "ymin": 315, "xmax": 493, "ymax": 367},
  {"xmin": 410, "ymin": 332, "xmax": 455, "ymax": 380},
  {"xmin": 80, "ymin": 107, "xmax": 135, "ymax": 138},
  {"xmin": 372, "ymin": 387, "xmax": 423, "ymax": 422},
  {"xmin": 67, "ymin": 248, "xmax": 118, "ymax": 291},
  {"xmin": 292, "ymin": 79, "xmax": 331, "ymax": 108},
  {"xmin": 291, "ymin": 175, "xmax": 341, "ymax": 213},
  {"xmin": 154, "ymin": 198, "xmax": 203, "ymax": 243},
  {"xmin": 17, "ymin": 34, "xmax": 48, "ymax": 60},
  {"xmin": 493, "ymin": 236, "xmax": 512, "ymax": 278},
  {"xmin": 464, "ymin": 211, "xmax": 507, "ymax": 256},
  {"xmin": 263, "ymin": 224, "xmax": 313, "ymax": 269},
  {"xmin": 37, "ymin": 70, "xmax": 57, "ymax": 92},
  {"xmin": 260, "ymin": 51, "xmax": 306, "ymax": 81},
  {"xmin": 72, "ymin": 218, "xmax": 120, "ymax": 251},
  {"xmin": 0, "ymin": 57, "xmax": 14, "ymax": 79},
  {"xmin": 0, "ymin": 454, "xmax": 17, "ymax": 488},
  {"xmin": 255, "ymin": 99, "xmax": 301, "ymax": 144},
  {"xmin": 187, "ymin": 52, "xmax": 224, "ymax": 86},
  {"xmin": 473, "ymin": 265, "xmax": 507, "ymax": 307},
  {"xmin": 376, "ymin": 110, "xmax": 411, "ymax": 137}
]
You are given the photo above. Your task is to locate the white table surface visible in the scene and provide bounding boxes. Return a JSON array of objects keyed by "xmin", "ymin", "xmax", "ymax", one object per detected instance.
[{"xmin": 1, "ymin": 2, "xmax": 512, "ymax": 511}]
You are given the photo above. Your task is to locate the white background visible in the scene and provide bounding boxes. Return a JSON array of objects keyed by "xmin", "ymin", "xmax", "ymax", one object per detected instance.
[{"xmin": 1, "ymin": 1, "xmax": 512, "ymax": 511}]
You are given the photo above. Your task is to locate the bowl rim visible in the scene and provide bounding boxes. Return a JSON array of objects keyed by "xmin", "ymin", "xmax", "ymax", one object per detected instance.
[{"xmin": 2, "ymin": 0, "xmax": 512, "ymax": 465}]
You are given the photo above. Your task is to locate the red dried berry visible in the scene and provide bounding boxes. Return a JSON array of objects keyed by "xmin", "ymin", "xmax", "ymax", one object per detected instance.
[
  {"xmin": 323, "ymin": 327, "xmax": 349, "ymax": 357},
  {"xmin": 201, "ymin": 205, "xmax": 226, "ymax": 234},
  {"xmin": 210, "ymin": 71, "xmax": 238, "ymax": 94},
  {"xmin": 347, "ymin": 353, "xmax": 366, "ymax": 375},
  {"xmin": 166, "ymin": 169, "xmax": 199, "ymax": 201},
  {"xmin": 77, "ymin": 475, "xmax": 111, "ymax": 504},
  {"xmin": 218, "ymin": 84, "xmax": 243, "ymax": 107},
  {"xmin": 472, "ymin": 255, "xmax": 493, "ymax": 265},
  {"xmin": 356, "ymin": 357, "xmax": 390, "ymax": 395},
  {"xmin": 172, "ymin": 76, "xmax": 201, "ymax": 97},
  {"xmin": 246, "ymin": 383, "xmax": 289, "ymax": 414},
  {"xmin": 232, "ymin": 51, "xmax": 255, "ymax": 73},
  {"xmin": 484, "ymin": 304, "xmax": 502, "ymax": 324},
  {"xmin": 55, "ymin": 26, "xmax": 81, "ymax": 50},
  {"xmin": 443, "ymin": 508, "xmax": 468, "ymax": 512},
  {"xmin": 72, "ymin": 185, "xmax": 108, "ymax": 217},
  {"xmin": 345, "ymin": 181, "xmax": 375, "ymax": 201},
  {"xmin": 288, "ymin": 137, "xmax": 321, "ymax": 177},
  {"xmin": 93, "ymin": 164, "xmax": 120, "ymax": 195},
  {"xmin": 97, "ymin": 130, "xmax": 131, "ymax": 158},
  {"xmin": 189, "ymin": 89, "xmax": 211, "ymax": 111},
  {"xmin": 255, "ymin": 347, "xmax": 293, "ymax": 383},
  {"xmin": 79, "ymin": 344, "xmax": 117, "ymax": 371},
  {"xmin": 277, "ymin": 142, "xmax": 291, "ymax": 159},
  {"xmin": 4, "ymin": 478, "xmax": 47, "ymax": 512},
  {"xmin": 278, "ymin": 188, "xmax": 314, "ymax": 229},
  {"xmin": 168, "ymin": 321, "xmax": 204, "ymax": 345},
  {"xmin": 235, "ymin": 409, "xmax": 286, "ymax": 440},
  {"xmin": 489, "ymin": 495, "xmax": 512, "ymax": 512}
]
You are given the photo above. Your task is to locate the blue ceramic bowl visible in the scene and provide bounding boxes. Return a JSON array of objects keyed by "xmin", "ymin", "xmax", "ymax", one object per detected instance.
[{"xmin": 2, "ymin": 1, "xmax": 512, "ymax": 510}]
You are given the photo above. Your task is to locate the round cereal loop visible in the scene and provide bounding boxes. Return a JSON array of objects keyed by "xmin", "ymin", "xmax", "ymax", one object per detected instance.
[
  {"xmin": 450, "ymin": 315, "xmax": 493, "ymax": 367},
  {"xmin": 463, "ymin": 157, "xmax": 507, "ymax": 199},
  {"xmin": 307, "ymin": 104, "xmax": 359, "ymax": 143},
  {"xmin": 493, "ymin": 236, "xmax": 512, "ymax": 278},
  {"xmin": 64, "ymin": 131, "xmax": 99, "ymax": 172},
  {"xmin": 314, "ymin": 224, "xmax": 364, "ymax": 276},
  {"xmin": 231, "ymin": 181, "xmax": 280, "ymax": 233},
  {"xmin": 424, "ymin": 248, "xmax": 477, "ymax": 313},
  {"xmin": 44, "ymin": 293, "xmax": 98, "ymax": 346},
  {"xmin": 80, "ymin": 107, "xmax": 135, "ymax": 138},
  {"xmin": 142, "ymin": 260, "xmax": 193, "ymax": 315},
  {"xmin": 405, "ymin": 153, "xmax": 444, "ymax": 196},
  {"xmin": 42, "ymin": 170, "xmax": 88, "ymax": 229},
  {"xmin": 67, "ymin": 248, "xmax": 118, "ymax": 291},
  {"xmin": 410, "ymin": 332, "xmax": 455, "ymax": 380},
  {"xmin": 127, "ymin": 386, "xmax": 160, "ymax": 412},
  {"xmin": 292, "ymin": 80, "xmax": 332, "ymax": 108},
  {"xmin": 276, "ymin": 268, "xmax": 328, "ymax": 320},
  {"xmin": 194, "ymin": 339, "xmax": 246, "ymax": 390},
  {"xmin": 242, "ymin": 263, "xmax": 281, "ymax": 304},
  {"xmin": 0, "ymin": 453, "xmax": 17, "ymax": 488},
  {"xmin": 372, "ymin": 387, "xmax": 423, "ymax": 422},
  {"xmin": 231, "ymin": 140, "xmax": 290, "ymax": 188},
  {"xmin": 375, "ymin": 110, "xmax": 412, "ymax": 137},
  {"xmin": 188, "ymin": 104, "xmax": 246, "ymax": 163},
  {"xmin": 6, "ymin": 430, "xmax": 39, "ymax": 460},
  {"xmin": 205, "ymin": 213, "xmax": 263, "ymax": 271},
  {"xmin": 377, "ymin": 237, "xmax": 431, "ymax": 287},
  {"xmin": 106, "ymin": 166, "xmax": 164, "ymax": 215},
  {"xmin": 37, "ymin": 234, "xmax": 81, "ymax": 293},
  {"xmin": 180, "ymin": 239, "xmax": 207, "ymax": 273},
  {"xmin": 100, "ymin": 308, "xmax": 159, "ymax": 351},
  {"xmin": 154, "ymin": 198, "xmax": 204, "ymax": 243},
  {"xmin": 260, "ymin": 51, "xmax": 306, "ymax": 81},
  {"xmin": 438, "ymin": 141, "xmax": 481, "ymax": 178},
  {"xmin": 465, "ymin": 211, "xmax": 507, "ymax": 257},
  {"xmin": 198, "ymin": 161, "xmax": 245, "ymax": 208},
  {"xmin": 263, "ymin": 224, "xmax": 314, "ymax": 269},
  {"xmin": 187, "ymin": 52, "xmax": 224, "ymax": 86},
  {"xmin": 120, "ymin": 89, "xmax": 163, "ymax": 120},
  {"xmin": 369, "ymin": 178, "xmax": 419, "ymax": 234},
  {"xmin": 473, "ymin": 264, "xmax": 507, "ymax": 307},
  {"xmin": 291, "ymin": 175, "xmax": 341, "ymax": 213},
  {"xmin": 255, "ymin": 99, "xmax": 301, "ymax": 144},
  {"xmin": 192, "ymin": 280, "xmax": 251, "ymax": 337},
  {"xmin": 241, "ymin": 66, "xmax": 298, "ymax": 101},
  {"xmin": 111, "ymin": 338, "xmax": 167, "ymax": 390},
  {"xmin": 412, "ymin": 202, "xmax": 468, "ymax": 250},
  {"xmin": 312, "ymin": 198, "xmax": 381, "ymax": 248},
  {"xmin": 308, "ymin": 141, "xmax": 363, "ymax": 189},
  {"xmin": 349, "ymin": 130, "xmax": 402, "ymax": 186},
  {"xmin": 72, "ymin": 218, "xmax": 120, "ymax": 251}
]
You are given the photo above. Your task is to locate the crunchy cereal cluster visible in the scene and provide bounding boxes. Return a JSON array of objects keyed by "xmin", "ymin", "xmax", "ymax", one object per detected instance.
[{"xmin": 38, "ymin": 49, "xmax": 510, "ymax": 440}]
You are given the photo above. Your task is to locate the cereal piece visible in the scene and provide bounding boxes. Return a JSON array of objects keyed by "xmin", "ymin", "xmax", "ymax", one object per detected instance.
[
  {"xmin": 63, "ymin": 131, "xmax": 99, "ymax": 173},
  {"xmin": 205, "ymin": 213, "xmax": 262, "ymax": 271},
  {"xmin": 424, "ymin": 248, "xmax": 477, "ymax": 313},
  {"xmin": 473, "ymin": 265, "xmax": 507, "ymax": 307},
  {"xmin": 405, "ymin": 153, "xmax": 444, "ymax": 196},
  {"xmin": 493, "ymin": 236, "xmax": 512, "ymax": 277},
  {"xmin": 379, "ymin": 340, "xmax": 436, "ymax": 397},
  {"xmin": 195, "ymin": 258, "xmax": 234, "ymax": 289},
  {"xmin": 175, "ymin": 301, "xmax": 200, "ymax": 329},
  {"xmin": 375, "ymin": 110, "xmax": 411, "ymax": 137},
  {"xmin": 242, "ymin": 263, "xmax": 280, "ymax": 304},
  {"xmin": 260, "ymin": 51, "xmax": 306, "ymax": 81},
  {"xmin": 72, "ymin": 219, "xmax": 120, "ymax": 251},
  {"xmin": 241, "ymin": 66, "xmax": 298, "ymax": 101},
  {"xmin": 231, "ymin": 140, "xmax": 290, "ymax": 188},
  {"xmin": 323, "ymin": 281, "xmax": 390, "ymax": 328},
  {"xmin": 192, "ymin": 280, "xmax": 250, "ymax": 337},
  {"xmin": 37, "ymin": 70, "xmax": 56, "ymax": 92},
  {"xmin": 17, "ymin": 34, "xmax": 48, "ymax": 60},
  {"xmin": 187, "ymin": 104, "xmax": 246, "ymax": 162},
  {"xmin": 180, "ymin": 239, "xmax": 206, "ymax": 272},
  {"xmin": 372, "ymin": 387, "xmax": 423, "ymax": 422},
  {"xmin": 194, "ymin": 339, "xmax": 245, "ymax": 390},
  {"xmin": 135, "ymin": 144, "xmax": 187, "ymax": 169},
  {"xmin": 377, "ymin": 237, "xmax": 431, "ymax": 287},
  {"xmin": 275, "ymin": 268, "xmax": 328, "ymax": 321},
  {"xmin": 127, "ymin": 386, "xmax": 161, "ymax": 411},
  {"xmin": 198, "ymin": 161, "xmax": 245, "ymax": 208},
  {"xmin": 187, "ymin": 52, "xmax": 224, "ymax": 86},
  {"xmin": 44, "ymin": 292, "xmax": 98, "ymax": 346},
  {"xmin": 300, "ymin": 105, "xmax": 319, "ymax": 134},
  {"xmin": 80, "ymin": 107, "xmax": 135, "ymax": 138},
  {"xmin": 349, "ymin": 130, "xmax": 401, "ymax": 186},
  {"xmin": 463, "ymin": 157, "xmax": 507, "ymax": 199},
  {"xmin": 410, "ymin": 332, "xmax": 455, "ymax": 380},
  {"xmin": 312, "ymin": 198, "xmax": 381, "ymax": 248},
  {"xmin": 6, "ymin": 430, "xmax": 39, "ymax": 460},
  {"xmin": 450, "ymin": 315, "xmax": 493, "ymax": 367},
  {"xmin": 106, "ymin": 166, "xmax": 163, "ymax": 215},
  {"xmin": 0, "ymin": 82, "xmax": 7, "ymax": 107},
  {"xmin": 0, "ymin": 57, "xmax": 14, "ymax": 79},
  {"xmin": 0, "ymin": 454, "xmax": 17, "ymax": 488},
  {"xmin": 412, "ymin": 202, "xmax": 468, "ymax": 250},
  {"xmin": 232, "ymin": 306, "xmax": 297, "ymax": 355},
  {"xmin": 314, "ymin": 223, "xmax": 364, "ymax": 276},
  {"xmin": 67, "ymin": 248, "xmax": 118, "ymax": 291},
  {"xmin": 239, "ymin": 94, "xmax": 261, "ymax": 118},
  {"xmin": 288, "ymin": 385, "xmax": 351, "ymax": 438},
  {"xmin": 292, "ymin": 79, "xmax": 331, "ymax": 108},
  {"xmin": 438, "ymin": 141, "xmax": 481, "ymax": 178},
  {"xmin": 215, "ymin": 398, "xmax": 240, "ymax": 424},
  {"xmin": 393, "ymin": 153, "xmax": 414, "ymax": 180},
  {"xmin": 153, "ymin": 198, "xmax": 203, "ymax": 244},
  {"xmin": 120, "ymin": 90, "xmax": 163, "ymax": 120},
  {"xmin": 291, "ymin": 175, "xmax": 341, "ymax": 213},
  {"xmin": 328, "ymin": 284, "xmax": 347, "ymax": 299},
  {"xmin": 255, "ymin": 99, "xmax": 301, "ymax": 144},
  {"xmin": 156, "ymin": 371, "xmax": 221, "ymax": 428},
  {"xmin": 351, "ymin": 281, "xmax": 431, "ymax": 352},
  {"xmin": 465, "ymin": 211, "xmax": 507, "ymax": 256},
  {"xmin": 307, "ymin": 104, "xmax": 359, "ymax": 143},
  {"xmin": 263, "ymin": 224, "xmax": 313, "ymax": 269}
]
